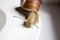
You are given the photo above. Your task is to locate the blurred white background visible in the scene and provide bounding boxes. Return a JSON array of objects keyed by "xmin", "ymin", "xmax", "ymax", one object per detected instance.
[{"xmin": 38, "ymin": 0, "xmax": 60, "ymax": 40}]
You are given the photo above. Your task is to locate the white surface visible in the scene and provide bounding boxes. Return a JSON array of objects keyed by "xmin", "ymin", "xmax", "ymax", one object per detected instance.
[{"xmin": 0, "ymin": 0, "xmax": 41, "ymax": 40}]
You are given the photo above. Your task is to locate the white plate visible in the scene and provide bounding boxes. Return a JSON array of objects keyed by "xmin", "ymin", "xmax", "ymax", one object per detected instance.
[
  {"xmin": 0, "ymin": 0, "xmax": 41, "ymax": 40},
  {"xmin": 0, "ymin": 9, "xmax": 6, "ymax": 31}
]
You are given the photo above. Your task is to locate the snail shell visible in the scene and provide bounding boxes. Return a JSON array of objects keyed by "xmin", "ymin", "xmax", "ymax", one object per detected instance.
[{"xmin": 21, "ymin": 0, "xmax": 40, "ymax": 12}]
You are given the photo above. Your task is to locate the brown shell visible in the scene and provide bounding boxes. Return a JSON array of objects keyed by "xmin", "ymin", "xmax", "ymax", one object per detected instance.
[{"xmin": 21, "ymin": 0, "xmax": 40, "ymax": 12}]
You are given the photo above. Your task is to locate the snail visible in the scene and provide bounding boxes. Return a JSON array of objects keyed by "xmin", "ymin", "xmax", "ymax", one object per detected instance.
[{"xmin": 15, "ymin": 0, "xmax": 40, "ymax": 28}]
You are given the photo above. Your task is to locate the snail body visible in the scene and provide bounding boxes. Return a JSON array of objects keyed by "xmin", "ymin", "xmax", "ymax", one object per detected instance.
[
  {"xmin": 24, "ymin": 11, "xmax": 39, "ymax": 28},
  {"xmin": 24, "ymin": 12, "xmax": 35, "ymax": 28}
]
